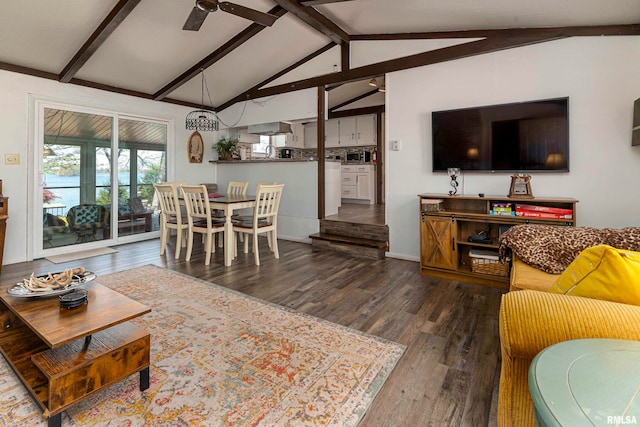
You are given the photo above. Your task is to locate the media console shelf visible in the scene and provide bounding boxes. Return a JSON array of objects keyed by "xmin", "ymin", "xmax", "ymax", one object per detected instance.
[{"xmin": 418, "ymin": 193, "xmax": 578, "ymax": 288}]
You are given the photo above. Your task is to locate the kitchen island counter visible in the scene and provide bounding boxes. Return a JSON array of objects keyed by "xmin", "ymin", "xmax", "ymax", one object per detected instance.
[{"xmin": 210, "ymin": 158, "xmax": 339, "ymax": 164}]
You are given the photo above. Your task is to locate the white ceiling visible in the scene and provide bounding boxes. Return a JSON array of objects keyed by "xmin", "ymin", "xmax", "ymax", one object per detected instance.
[{"xmin": 0, "ymin": 0, "xmax": 638, "ymax": 112}]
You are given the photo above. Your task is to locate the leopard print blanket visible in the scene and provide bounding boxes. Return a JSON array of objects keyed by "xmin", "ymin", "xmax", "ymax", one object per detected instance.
[{"xmin": 498, "ymin": 225, "xmax": 640, "ymax": 274}]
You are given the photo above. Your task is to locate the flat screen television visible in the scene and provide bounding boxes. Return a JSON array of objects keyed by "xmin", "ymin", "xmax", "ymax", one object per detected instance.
[{"xmin": 432, "ymin": 97, "xmax": 569, "ymax": 172}]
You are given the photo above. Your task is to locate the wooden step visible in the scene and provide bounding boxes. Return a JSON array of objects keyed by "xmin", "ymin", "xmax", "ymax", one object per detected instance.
[
  {"xmin": 320, "ymin": 220, "xmax": 389, "ymax": 242},
  {"xmin": 309, "ymin": 232, "xmax": 387, "ymax": 260}
]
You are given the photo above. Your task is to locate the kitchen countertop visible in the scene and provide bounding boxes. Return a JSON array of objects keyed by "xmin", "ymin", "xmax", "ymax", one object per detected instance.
[{"xmin": 209, "ymin": 158, "xmax": 342, "ymax": 164}]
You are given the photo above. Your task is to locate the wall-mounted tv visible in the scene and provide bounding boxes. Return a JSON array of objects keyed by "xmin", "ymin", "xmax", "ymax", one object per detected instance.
[{"xmin": 432, "ymin": 97, "xmax": 569, "ymax": 172}]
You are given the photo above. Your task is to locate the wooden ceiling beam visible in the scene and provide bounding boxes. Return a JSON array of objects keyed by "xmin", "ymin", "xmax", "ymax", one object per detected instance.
[
  {"xmin": 69, "ymin": 78, "xmax": 204, "ymax": 109},
  {"xmin": 329, "ymin": 105, "xmax": 385, "ymax": 119},
  {"xmin": 329, "ymin": 88, "xmax": 379, "ymax": 112},
  {"xmin": 246, "ymin": 35, "xmax": 563, "ymax": 99},
  {"xmin": 59, "ymin": 0, "xmax": 142, "ymax": 83},
  {"xmin": 350, "ymin": 24, "xmax": 640, "ymax": 40},
  {"xmin": 341, "ymin": 41, "xmax": 350, "ymax": 74},
  {"xmin": 271, "ymin": 0, "xmax": 349, "ymax": 44},
  {"xmin": 216, "ymin": 41, "xmax": 335, "ymax": 112},
  {"xmin": 300, "ymin": 0, "xmax": 355, "ymax": 5},
  {"xmin": 152, "ymin": 6, "xmax": 286, "ymax": 101}
]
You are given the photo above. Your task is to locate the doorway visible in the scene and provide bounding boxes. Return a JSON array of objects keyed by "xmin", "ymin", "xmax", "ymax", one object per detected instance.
[
  {"xmin": 35, "ymin": 102, "xmax": 168, "ymax": 259},
  {"xmin": 323, "ymin": 76, "xmax": 386, "ymax": 226}
]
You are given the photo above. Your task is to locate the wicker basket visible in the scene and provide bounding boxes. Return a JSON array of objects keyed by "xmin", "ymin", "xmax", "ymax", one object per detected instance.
[{"xmin": 469, "ymin": 249, "xmax": 510, "ymax": 277}]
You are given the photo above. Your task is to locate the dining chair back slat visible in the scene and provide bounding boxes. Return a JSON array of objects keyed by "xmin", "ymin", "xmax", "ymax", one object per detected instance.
[
  {"xmin": 227, "ymin": 181, "xmax": 249, "ymax": 196},
  {"xmin": 232, "ymin": 183, "xmax": 285, "ymax": 265},
  {"xmin": 181, "ymin": 185, "xmax": 224, "ymax": 266},
  {"xmin": 153, "ymin": 182, "xmax": 188, "ymax": 259}
]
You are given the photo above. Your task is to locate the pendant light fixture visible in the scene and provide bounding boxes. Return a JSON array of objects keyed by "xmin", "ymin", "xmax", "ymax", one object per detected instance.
[{"xmin": 186, "ymin": 68, "xmax": 219, "ymax": 132}]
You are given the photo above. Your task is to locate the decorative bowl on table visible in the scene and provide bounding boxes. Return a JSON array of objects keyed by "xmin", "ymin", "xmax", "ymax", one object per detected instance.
[{"xmin": 7, "ymin": 268, "xmax": 96, "ymax": 298}]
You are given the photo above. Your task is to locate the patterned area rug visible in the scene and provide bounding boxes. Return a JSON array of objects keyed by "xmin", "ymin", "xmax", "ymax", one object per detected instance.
[{"xmin": 1, "ymin": 265, "xmax": 405, "ymax": 426}]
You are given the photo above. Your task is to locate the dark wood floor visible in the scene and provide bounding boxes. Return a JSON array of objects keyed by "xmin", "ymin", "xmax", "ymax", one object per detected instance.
[{"xmin": 0, "ymin": 237, "xmax": 505, "ymax": 427}]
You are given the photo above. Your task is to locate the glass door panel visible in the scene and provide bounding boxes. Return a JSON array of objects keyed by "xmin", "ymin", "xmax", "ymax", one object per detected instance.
[
  {"xmin": 42, "ymin": 108, "xmax": 113, "ymax": 249},
  {"xmin": 116, "ymin": 118, "xmax": 166, "ymax": 238}
]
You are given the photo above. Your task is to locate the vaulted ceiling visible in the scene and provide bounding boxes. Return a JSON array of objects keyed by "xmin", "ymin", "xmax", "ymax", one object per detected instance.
[{"xmin": 1, "ymin": 0, "xmax": 639, "ymax": 115}]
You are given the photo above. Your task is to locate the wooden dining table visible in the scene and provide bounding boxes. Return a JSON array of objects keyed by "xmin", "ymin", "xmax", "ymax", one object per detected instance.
[{"xmin": 208, "ymin": 194, "xmax": 256, "ymax": 266}]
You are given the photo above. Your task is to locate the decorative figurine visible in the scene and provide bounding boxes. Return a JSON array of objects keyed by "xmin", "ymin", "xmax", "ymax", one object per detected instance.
[{"xmin": 448, "ymin": 168, "xmax": 460, "ymax": 196}]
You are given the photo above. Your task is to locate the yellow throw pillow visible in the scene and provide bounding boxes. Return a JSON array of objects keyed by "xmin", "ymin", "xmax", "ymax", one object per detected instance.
[{"xmin": 549, "ymin": 245, "xmax": 640, "ymax": 306}]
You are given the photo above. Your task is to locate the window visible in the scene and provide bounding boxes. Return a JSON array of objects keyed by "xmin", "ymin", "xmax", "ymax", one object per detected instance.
[{"xmin": 252, "ymin": 135, "xmax": 271, "ymax": 155}]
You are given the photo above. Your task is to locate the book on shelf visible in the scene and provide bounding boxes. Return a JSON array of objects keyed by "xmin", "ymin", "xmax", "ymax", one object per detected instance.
[
  {"xmin": 515, "ymin": 210, "xmax": 573, "ymax": 219},
  {"xmin": 514, "ymin": 204, "xmax": 573, "ymax": 215},
  {"xmin": 490, "ymin": 210, "xmax": 515, "ymax": 216}
]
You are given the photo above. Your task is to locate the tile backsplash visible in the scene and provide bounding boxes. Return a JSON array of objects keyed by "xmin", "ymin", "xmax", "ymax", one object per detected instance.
[{"xmin": 286, "ymin": 146, "xmax": 376, "ymax": 162}]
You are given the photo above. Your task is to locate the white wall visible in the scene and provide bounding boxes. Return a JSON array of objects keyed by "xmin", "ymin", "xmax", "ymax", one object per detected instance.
[
  {"xmin": 216, "ymin": 162, "xmax": 320, "ymax": 242},
  {"xmin": 0, "ymin": 70, "xmax": 218, "ymax": 264},
  {"xmin": 386, "ymin": 37, "xmax": 640, "ymax": 261}
]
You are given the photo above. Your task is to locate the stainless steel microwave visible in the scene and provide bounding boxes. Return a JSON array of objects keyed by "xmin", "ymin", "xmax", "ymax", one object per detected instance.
[{"xmin": 346, "ymin": 152, "xmax": 361, "ymax": 162}]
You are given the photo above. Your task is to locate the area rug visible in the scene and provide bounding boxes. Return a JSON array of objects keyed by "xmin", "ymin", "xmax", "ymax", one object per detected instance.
[
  {"xmin": 45, "ymin": 247, "xmax": 118, "ymax": 264},
  {"xmin": 0, "ymin": 265, "xmax": 406, "ymax": 426}
]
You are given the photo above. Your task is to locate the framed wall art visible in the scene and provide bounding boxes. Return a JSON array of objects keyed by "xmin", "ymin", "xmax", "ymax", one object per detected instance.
[{"xmin": 188, "ymin": 131, "xmax": 204, "ymax": 163}]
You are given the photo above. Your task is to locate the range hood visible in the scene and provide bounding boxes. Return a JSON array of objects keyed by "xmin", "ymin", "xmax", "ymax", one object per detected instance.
[{"xmin": 247, "ymin": 122, "xmax": 292, "ymax": 135}]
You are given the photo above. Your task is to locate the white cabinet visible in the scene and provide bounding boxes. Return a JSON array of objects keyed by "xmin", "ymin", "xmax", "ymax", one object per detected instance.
[
  {"xmin": 304, "ymin": 122, "xmax": 317, "ymax": 148},
  {"xmin": 341, "ymin": 165, "xmax": 375, "ymax": 204},
  {"xmin": 325, "ymin": 161, "xmax": 342, "ymax": 216},
  {"xmin": 303, "ymin": 115, "xmax": 375, "ymax": 149},
  {"xmin": 355, "ymin": 115, "xmax": 376, "ymax": 146},
  {"xmin": 338, "ymin": 117, "xmax": 357, "ymax": 146},
  {"xmin": 325, "ymin": 119, "xmax": 340, "ymax": 147},
  {"xmin": 326, "ymin": 117, "xmax": 357, "ymax": 147},
  {"xmin": 283, "ymin": 122, "xmax": 305, "ymax": 148},
  {"xmin": 322, "ymin": 115, "xmax": 375, "ymax": 147}
]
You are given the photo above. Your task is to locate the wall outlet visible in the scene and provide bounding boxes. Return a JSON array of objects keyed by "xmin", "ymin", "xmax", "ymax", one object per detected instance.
[
  {"xmin": 391, "ymin": 140, "xmax": 401, "ymax": 151},
  {"xmin": 5, "ymin": 154, "xmax": 20, "ymax": 165}
]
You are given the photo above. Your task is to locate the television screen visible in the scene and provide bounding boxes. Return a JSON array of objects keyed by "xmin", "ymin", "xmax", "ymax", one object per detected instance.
[{"xmin": 432, "ymin": 97, "xmax": 569, "ymax": 172}]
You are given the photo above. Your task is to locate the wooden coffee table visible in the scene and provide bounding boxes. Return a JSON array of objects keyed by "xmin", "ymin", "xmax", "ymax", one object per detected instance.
[{"xmin": 0, "ymin": 280, "xmax": 151, "ymax": 426}]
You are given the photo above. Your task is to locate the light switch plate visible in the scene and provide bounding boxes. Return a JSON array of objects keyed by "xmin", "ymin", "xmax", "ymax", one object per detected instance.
[
  {"xmin": 391, "ymin": 140, "xmax": 401, "ymax": 151},
  {"xmin": 5, "ymin": 154, "xmax": 20, "ymax": 165}
]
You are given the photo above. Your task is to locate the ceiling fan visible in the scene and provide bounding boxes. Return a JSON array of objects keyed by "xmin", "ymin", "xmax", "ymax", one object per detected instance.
[{"xmin": 183, "ymin": 0, "xmax": 278, "ymax": 31}]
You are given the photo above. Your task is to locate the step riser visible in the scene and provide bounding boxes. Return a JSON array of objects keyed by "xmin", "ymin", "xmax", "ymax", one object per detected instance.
[
  {"xmin": 320, "ymin": 220, "xmax": 388, "ymax": 242},
  {"xmin": 312, "ymin": 239, "xmax": 385, "ymax": 260}
]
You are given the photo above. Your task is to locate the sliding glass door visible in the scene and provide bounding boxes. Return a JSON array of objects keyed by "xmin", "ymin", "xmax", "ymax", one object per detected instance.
[{"xmin": 36, "ymin": 102, "xmax": 167, "ymax": 258}]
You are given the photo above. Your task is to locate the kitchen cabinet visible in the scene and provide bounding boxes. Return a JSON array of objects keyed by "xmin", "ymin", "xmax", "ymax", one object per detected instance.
[
  {"xmin": 355, "ymin": 114, "xmax": 376, "ymax": 146},
  {"xmin": 304, "ymin": 122, "xmax": 317, "ymax": 148},
  {"xmin": 327, "ymin": 116, "xmax": 375, "ymax": 147},
  {"xmin": 304, "ymin": 115, "xmax": 375, "ymax": 148},
  {"xmin": 283, "ymin": 122, "xmax": 305, "ymax": 148},
  {"xmin": 341, "ymin": 165, "xmax": 375, "ymax": 204},
  {"xmin": 327, "ymin": 117, "xmax": 359, "ymax": 147},
  {"xmin": 325, "ymin": 119, "xmax": 340, "ymax": 147}
]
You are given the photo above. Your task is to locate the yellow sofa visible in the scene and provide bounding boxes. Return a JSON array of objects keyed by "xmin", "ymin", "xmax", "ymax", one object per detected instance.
[
  {"xmin": 497, "ymin": 260, "xmax": 640, "ymax": 427},
  {"xmin": 508, "ymin": 254, "xmax": 557, "ymax": 292}
]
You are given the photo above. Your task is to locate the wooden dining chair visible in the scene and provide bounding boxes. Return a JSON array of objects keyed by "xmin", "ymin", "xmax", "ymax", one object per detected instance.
[
  {"xmin": 233, "ymin": 181, "xmax": 277, "ymax": 245},
  {"xmin": 227, "ymin": 181, "xmax": 249, "ymax": 195},
  {"xmin": 232, "ymin": 184, "xmax": 285, "ymax": 266},
  {"xmin": 181, "ymin": 185, "xmax": 225, "ymax": 266},
  {"xmin": 153, "ymin": 182, "xmax": 188, "ymax": 259}
]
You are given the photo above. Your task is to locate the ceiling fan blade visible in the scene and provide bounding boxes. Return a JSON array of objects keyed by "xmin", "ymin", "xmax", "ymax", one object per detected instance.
[
  {"xmin": 183, "ymin": 6, "xmax": 209, "ymax": 31},
  {"xmin": 218, "ymin": 2, "xmax": 279, "ymax": 27}
]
